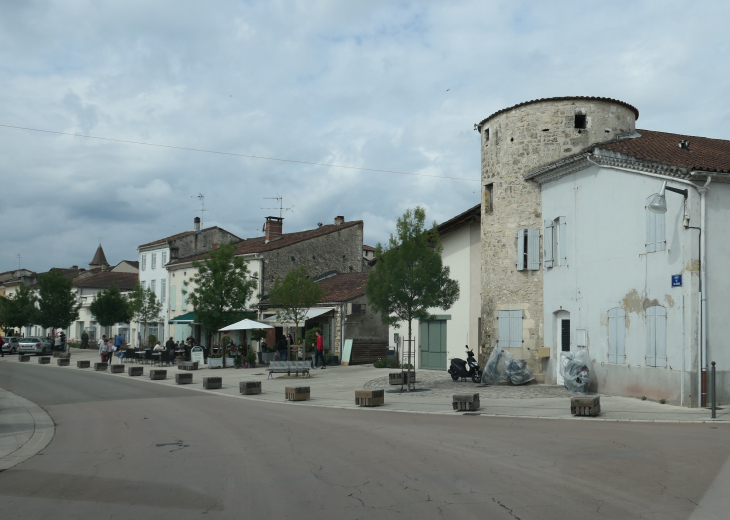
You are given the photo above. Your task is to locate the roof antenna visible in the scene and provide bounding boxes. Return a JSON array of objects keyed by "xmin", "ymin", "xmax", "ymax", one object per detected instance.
[
  {"xmin": 192, "ymin": 193, "xmax": 206, "ymax": 227},
  {"xmin": 16, "ymin": 254, "xmax": 21, "ymax": 269},
  {"xmin": 262, "ymin": 194, "xmax": 294, "ymax": 219}
]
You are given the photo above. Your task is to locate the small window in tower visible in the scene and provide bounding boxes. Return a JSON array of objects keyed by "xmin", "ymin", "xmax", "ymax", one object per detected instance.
[
  {"xmin": 484, "ymin": 128, "xmax": 490, "ymax": 142},
  {"xmin": 484, "ymin": 183, "xmax": 494, "ymax": 213},
  {"xmin": 574, "ymin": 114, "xmax": 587, "ymax": 129}
]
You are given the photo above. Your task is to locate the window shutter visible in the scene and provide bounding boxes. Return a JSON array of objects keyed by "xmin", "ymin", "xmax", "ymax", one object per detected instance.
[
  {"xmin": 517, "ymin": 229, "xmax": 526, "ymax": 271},
  {"xmin": 527, "ymin": 229, "xmax": 540, "ymax": 270},
  {"xmin": 544, "ymin": 220, "xmax": 554, "ymax": 268},
  {"xmin": 170, "ymin": 286, "xmax": 176, "ymax": 311},
  {"xmin": 161, "ymin": 279, "xmax": 166, "ymax": 303},
  {"xmin": 559, "ymin": 217, "xmax": 567, "ymax": 266},
  {"xmin": 655, "ymin": 306, "xmax": 667, "ymax": 367},
  {"xmin": 616, "ymin": 308, "xmax": 626, "ymax": 363},
  {"xmin": 646, "ymin": 202, "xmax": 656, "ymax": 253},
  {"xmin": 498, "ymin": 311, "xmax": 511, "ymax": 348},
  {"xmin": 181, "ymin": 290, "xmax": 187, "ymax": 308},
  {"xmin": 509, "ymin": 310, "xmax": 523, "ymax": 348},
  {"xmin": 656, "ymin": 211, "xmax": 666, "ymax": 252},
  {"xmin": 646, "ymin": 306, "xmax": 656, "ymax": 366},
  {"xmin": 608, "ymin": 308, "xmax": 617, "ymax": 363}
]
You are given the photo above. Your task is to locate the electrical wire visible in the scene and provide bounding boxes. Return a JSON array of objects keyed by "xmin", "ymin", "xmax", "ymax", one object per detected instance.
[{"xmin": 0, "ymin": 123, "xmax": 480, "ymax": 182}]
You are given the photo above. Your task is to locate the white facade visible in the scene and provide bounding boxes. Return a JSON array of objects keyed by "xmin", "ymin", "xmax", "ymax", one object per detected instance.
[{"xmin": 138, "ymin": 245, "xmax": 170, "ymax": 344}]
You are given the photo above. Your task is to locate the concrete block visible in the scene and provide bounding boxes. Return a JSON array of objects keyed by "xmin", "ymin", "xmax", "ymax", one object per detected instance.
[
  {"xmin": 453, "ymin": 393, "xmax": 480, "ymax": 411},
  {"xmin": 59, "ymin": 352, "xmax": 71, "ymax": 359},
  {"xmin": 240, "ymin": 381, "xmax": 261, "ymax": 395},
  {"xmin": 38, "ymin": 357, "xmax": 51, "ymax": 364},
  {"xmin": 389, "ymin": 371, "xmax": 417, "ymax": 385},
  {"xmin": 94, "ymin": 362, "xmax": 108, "ymax": 371},
  {"xmin": 110, "ymin": 364, "xmax": 125, "ymax": 373},
  {"xmin": 57, "ymin": 358, "xmax": 70, "ymax": 366},
  {"xmin": 571, "ymin": 396, "xmax": 600, "ymax": 416},
  {"xmin": 175, "ymin": 373, "xmax": 193, "ymax": 385},
  {"xmin": 203, "ymin": 377, "xmax": 222, "ymax": 389},
  {"xmin": 150, "ymin": 369, "xmax": 167, "ymax": 380},
  {"xmin": 177, "ymin": 361, "xmax": 198, "ymax": 371},
  {"xmin": 355, "ymin": 389, "xmax": 384, "ymax": 407},
  {"xmin": 537, "ymin": 347, "xmax": 551, "ymax": 358},
  {"xmin": 77, "ymin": 360, "xmax": 90, "ymax": 368},
  {"xmin": 128, "ymin": 366, "xmax": 143, "ymax": 377},
  {"xmin": 285, "ymin": 386, "xmax": 310, "ymax": 401},
  {"xmin": 18, "ymin": 355, "xmax": 30, "ymax": 362},
  {"xmin": 53, "ymin": 351, "xmax": 61, "ymax": 358}
]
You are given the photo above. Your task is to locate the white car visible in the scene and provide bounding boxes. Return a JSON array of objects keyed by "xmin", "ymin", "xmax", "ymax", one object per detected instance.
[
  {"xmin": 2, "ymin": 336, "xmax": 20, "ymax": 354},
  {"xmin": 18, "ymin": 337, "xmax": 54, "ymax": 356}
]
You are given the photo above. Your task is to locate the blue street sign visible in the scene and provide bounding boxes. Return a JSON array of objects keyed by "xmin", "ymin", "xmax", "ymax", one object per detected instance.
[{"xmin": 672, "ymin": 274, "xmax": 682, "ymax": 287}]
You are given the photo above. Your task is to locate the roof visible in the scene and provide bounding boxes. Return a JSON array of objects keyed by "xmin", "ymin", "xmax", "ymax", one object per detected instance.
[
  {"xmin": 476, "ymin": 96, "xmax": 639, "ymax": 132},
  {"xmin": 138, "ymin": 231, "xmax": 195, "ymax": 249},
  {"xmin": 317, "ymin": 272, "xmax": 369, "ymax": 303},
  {"xmin": 90, "ymin": 245, "xmax": 109, "ymax": 266},
  {"xmin": 362, "ymin": 245, "xmax": 375, "ymax": 252},
  {"xmin": 169, "ymin": 220, "xmax": 363, "ymax": 266},
  {"xmin": 437, "ymin": 204, "xmax": 481, "ymax": 236},
  {"xmin": 73, "ymin": 272, "xmax": 138, "ymax": 291},
  {"xmin": 597, "ymin": 129, "xmax": 730, "ymax": 173},
  {"xmin": 120, "ymin": 260, "xmax": 139, "ymax": 268}
]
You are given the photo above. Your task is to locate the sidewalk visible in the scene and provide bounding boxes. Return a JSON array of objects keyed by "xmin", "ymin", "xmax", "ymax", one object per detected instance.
[
  {"xmin": 3, "ymin": 348, "xmax": 728, "ymax": 423},
  {"xmin": 0, "ymin": 385, "xmax": 55, "ymax": 471}
]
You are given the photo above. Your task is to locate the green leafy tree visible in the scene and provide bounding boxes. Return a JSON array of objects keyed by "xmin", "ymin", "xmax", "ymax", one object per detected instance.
[
  {"xmin": 365, "ymin": 207, "xmax": 460, "ymax": 388},
  {"xmin": 0, "ymin": 285, "xmax": 38, "ymax": 334},
  {"xmin": 183, "ymin": 242, "xmax": 258, "ymax": 366},
  {"xmin": 89, "ymin": 283, "xmax": 132, "ymax": 333},
  {"xmin": 269, "ymin": 265, "xmax": 324, "ymax": 346},
  {"xmin": 128, "ymin": 282, "xmax": 163, "ymax": 347},
  {"xmin": 36, "ymin": 270, "xmax": 81, "ymax": 332}
]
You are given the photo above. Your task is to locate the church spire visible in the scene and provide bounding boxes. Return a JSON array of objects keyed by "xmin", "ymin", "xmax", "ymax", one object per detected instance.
[{"xmin": 89, "ymin": 244, "xmax": 109, "ymax": 270}]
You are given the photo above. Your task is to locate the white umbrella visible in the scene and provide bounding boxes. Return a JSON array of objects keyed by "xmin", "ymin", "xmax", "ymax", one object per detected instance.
[{"xmin": 219, "ymin": 318, "xmax": 274, "ymax": 332}]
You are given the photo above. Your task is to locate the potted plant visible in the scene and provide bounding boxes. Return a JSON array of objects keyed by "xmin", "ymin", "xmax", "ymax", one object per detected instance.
[
  {"xmin": 208, "ymin": 352, "xmax": 223, "ymax": 368},
  {"xmin": 247, "ymin": 350, "xmax": 257, "ymax": 368}
]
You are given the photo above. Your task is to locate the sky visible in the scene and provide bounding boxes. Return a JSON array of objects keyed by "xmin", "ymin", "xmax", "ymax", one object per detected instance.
[{"xmin": 1, "ymin": 0, "xmax": 729, "ymax": 273}]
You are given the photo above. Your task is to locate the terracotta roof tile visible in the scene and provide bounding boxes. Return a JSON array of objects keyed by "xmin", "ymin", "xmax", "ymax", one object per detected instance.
[
  {"xmin": 317, "ymin": 272, "xmax": 369, "ymax": 302},
  {"xmin": 74, "ymin": 272, "xmax": 138, "ymax": 291},
  {"xmin": 362, "ymin": 245, "xmax": 375, "ymax": 252},
  {"xmin": 138, "ymin": 231, "xmax": 195, "ymax": 249}
]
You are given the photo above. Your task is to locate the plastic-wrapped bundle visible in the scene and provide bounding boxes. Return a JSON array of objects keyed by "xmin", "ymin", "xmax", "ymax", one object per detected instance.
[
  {"xmin": 560, "ymin": 349, "xmax": 592, "ymax": 394},
  {"xmin": 507, "ymin": 358, "xmax": 535, "ymax": 385},
  {"xmin": 481, "ymin": 345, "xmax": 512, "ymax": 385}
]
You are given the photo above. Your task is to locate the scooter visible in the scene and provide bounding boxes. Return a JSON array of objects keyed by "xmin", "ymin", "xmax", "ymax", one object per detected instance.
[{"xmin": 448, "ymin": 346, "xmax": 482, "ymax": 383}]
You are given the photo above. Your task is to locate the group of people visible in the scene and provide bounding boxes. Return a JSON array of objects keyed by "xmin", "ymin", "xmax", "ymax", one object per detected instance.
[
  {"xmin": 98, "ymin": 334, "xmax": 124, "ymax": 363},
  {"xmin": 276, "ymin": 330, "xmax": 327, "ymax": 369}
]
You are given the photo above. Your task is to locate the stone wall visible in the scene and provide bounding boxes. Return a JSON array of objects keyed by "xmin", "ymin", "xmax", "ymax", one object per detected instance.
[
  {"xmin": 479, "ymin": 98, "xmax": 637, "ymax": 381},
  {"xmin": 171, "ymin": 228, "xmax": 241, "ymax": 260}
]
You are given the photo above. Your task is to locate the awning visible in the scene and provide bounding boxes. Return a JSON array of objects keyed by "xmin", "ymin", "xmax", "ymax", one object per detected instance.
[
  {"xmin": 169, "ymin": 312, "xmax": 196, "ymax": 323},
  {"xmin": 219, "ymin": 318, "xmax": 273, "ymax": 332},
  {"xmin": 261, "ymin": 307, "xmax": 335, "ymax": 327}
]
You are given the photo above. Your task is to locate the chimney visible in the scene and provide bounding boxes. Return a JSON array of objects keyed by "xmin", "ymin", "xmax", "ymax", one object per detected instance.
[
  {"xmin": 334, "ymin": 216, "xmax": 345, "ymax": 225},
  {"xmin": 264, "ymin": 217, "xmax": 284, "ymax": 243},
  {"xmin": 194, "ymin": 216, "xmax": 201, "ymax": 233}
]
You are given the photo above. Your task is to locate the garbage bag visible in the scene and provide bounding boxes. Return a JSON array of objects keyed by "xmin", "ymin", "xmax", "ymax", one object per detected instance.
[
  {"xmin": 507, "ymin": 358, "xmax": 535, "ymax": 385},
  {"xmin": 560, "ymin": 349, "xmax": 592, "ymax": 394},
  {"xmin": 482, "ymin": 345, "xmax": 513, "ymax": 385}
]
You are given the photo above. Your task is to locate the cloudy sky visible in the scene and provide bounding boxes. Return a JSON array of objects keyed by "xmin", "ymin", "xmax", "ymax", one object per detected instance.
[{"xmin": 1, "ymin": 0, "xmax": 728, "ymax": 273}]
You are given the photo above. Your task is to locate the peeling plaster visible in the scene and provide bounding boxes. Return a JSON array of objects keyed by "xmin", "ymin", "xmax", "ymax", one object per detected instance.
[{"xmin": 664, "ymin": 294, "xmax": 675, "ymax": 308}]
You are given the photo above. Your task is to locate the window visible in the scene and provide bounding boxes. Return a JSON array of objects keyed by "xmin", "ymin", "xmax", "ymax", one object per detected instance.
[
  {"xmin": 608, "ymin": 308, "xmax": 626, "ymax": 363},
  {"xmin": 574, "ymin": 114, "xmax": 587, "ymax": 129},
  {"xmin": 151, "ymin": 253, "xmax": 157, "ymax": 270},
  {"xmin": 646, "ymin": 305, "xmax": 667, "ymax": 367},
  {"xmin": 544, "ymin": 217, "xmax": 567, "ymax": 268},
  {"xmin": 517, "ymin": 229, "xmax": 540, "ymax": 271},
  {"xmin": 161, "ymin": 279, "xmax": 166, "ymax": 303},
  {"xmin": 181, "ymin": 290, "xmax": 187, "ymax": 308},
  {"xmin": 162, "ymin": 252, "xmax": 167, "ymax": 266},
  {"xmin": 560, "ymin": 319, "xmax": 571, "ymax": 352},
  {"xmin": 170, "ymin": 286, "xmax": 176, "ymax": 311},
  {"xmin": 141, "ymin": 281, "xmax": 147, "ymax": 290},
  {"xmin": 484, "ymin": 183, "xmax": 494, "ymax": 213},
  {"xmin": 484, "ymin": 128, "xmax": 490, "ymax": 142},
  {"xmin": 645, "ymin": 198, "xmax": 666, "ymax": 253},
  {"xmin": 151, "ymin": 280, "xmax": 156, "ymax": 295},
  {"xmin": 141, "ymin": 254, "xmax": 146, "ymax": 271},
  {"xmin": 497, "ymin": 310, "xmax": 523, "ymax": 348}
]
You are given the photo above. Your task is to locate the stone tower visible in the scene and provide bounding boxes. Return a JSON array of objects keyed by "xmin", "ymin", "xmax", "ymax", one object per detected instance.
[{"xmin": 475, "ymin": 96, "xmax": 638, "ymax": 381}]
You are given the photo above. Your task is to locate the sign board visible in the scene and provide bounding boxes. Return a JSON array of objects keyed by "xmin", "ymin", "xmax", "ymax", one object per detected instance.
[
  {"xmin": 672, "ymin": 274, "xmax": 683, "ymax": 287},
  {"xmin": 191, "ymin": 346, "xmax": 205, "ymax": 365},
  {"xmin": 341, "ymin": 339, "xmax": 353, "ymax": 366}
]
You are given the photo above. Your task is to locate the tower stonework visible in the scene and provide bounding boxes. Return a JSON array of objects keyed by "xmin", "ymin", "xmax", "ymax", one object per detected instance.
[{"xmin": 477, "ymin": 97, "xmax": 638, "ymax": 381}]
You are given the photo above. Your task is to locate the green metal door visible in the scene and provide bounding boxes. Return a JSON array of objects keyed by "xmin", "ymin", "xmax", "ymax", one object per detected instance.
[{"xmin": 419, "ymin": 320, "xmax": 447, "ymax": 370}]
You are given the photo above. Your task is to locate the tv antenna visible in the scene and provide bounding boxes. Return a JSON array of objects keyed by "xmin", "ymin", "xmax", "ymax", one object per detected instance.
[
  {"xmin": 16, "ymin": 254, "xmax": 21, "ymax": 269},
  {"xmin": 192, "ymin": 193, "xmax": 207, "ymax": 226},
  {"xmin": 261, "ymin": 195, "xmax": 294, "ymax": 219}
]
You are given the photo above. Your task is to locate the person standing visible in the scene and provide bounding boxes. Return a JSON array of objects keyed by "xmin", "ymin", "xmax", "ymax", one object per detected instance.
[
  {"xmin": 314, "ymin": 330, "xmax": 326, "ymax": 369},
  {"xmin": 99, "ymin": 335, "xmax": 109, "ymax": 363},
  {"xmin": 108, "ymin": 338, "xmax": 117, "ymax": 364},
  {"xmin": 60, "ymin": 331, "xmax": 67, "ymax": 352},
  {"xmin": 0, "ymin": 336, "xmax": 5, "ymax": 358},
  {"xmin": 81, "ymin": 330, "xmax": 89, "ymax": 350},
  {"xmin": 166, "ymin": 336, "xmax": 176, "ymax": 365},
  {"xmin": 278, "ymin": 335, "xmax": 288, "ymax": 361}
]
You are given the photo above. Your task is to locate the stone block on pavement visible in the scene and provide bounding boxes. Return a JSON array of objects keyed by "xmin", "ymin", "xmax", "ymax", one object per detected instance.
[
  {"xmin": 94, "ymin": 362, "xmax": 108, "ymax": 371},
  {"xmin": 355, "ymin": 389, "xmax": 384, "ymax": 407},
  {"xmin": 77, "ymin": 360, "xmax": 90, "ymax": 368},
  {"xmin": 240, "ymin": 381, "xmax": 261, "ymax": 395},
  {"xmin": 53, "ymin": 351, "xmax": 61, "ymax": 358},
  {"xmin": 571, "ymin": 396, "xmax": 600, "ymax": 416},
  {"xmin": 38, "ymin": 357, "xmax": 51, "ymax": 365},
  {"xmin": 389, "ymin": 371, "xmax": 417, "ymax": 385},
  {"xmin": 203, "ymin": 377, "xmax": 222, "ymax": 389},
  {"xmin": 176, "ymin": 373, "xmax": 193, "ymax": 385},
  {"xmin": 452, "ymin": 393, "xmax": 480, "ymax": 411},
  {"xmin": 18, "ymin": 355, "xmax": 30, "ymax": 362},
  {"xmin": 285, "ymin": 386, "xmax": 310, "ymax": 401},
  {"xmin": 128, "ymin": 366, "xmax": 143, "ymax": 377},
  {"xmin": 57, "ymin": 358, "xmax": 70, "ymax": 367},
  {"xmin": 177, "ymin": 361, "xmax": 198, "ymax": 371},
  {"xmin": 110, "ymin": 364, "xmax": 125, "ymax": 373},
  {"xmin": 150, "ymin": 369, "xmax": 167, "ymax": 380}
]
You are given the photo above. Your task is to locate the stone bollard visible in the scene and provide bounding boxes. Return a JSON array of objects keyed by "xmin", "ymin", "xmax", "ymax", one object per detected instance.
[
  {"xmin": 18, "ymin": 355, "xmax": 31, "ymax": 362},
  {"xmin": 38, "ymin": 357, "xmax": 51, "ymax": 364},
  {"xmin": 110, "ymin": 364, "xmax": 125, "ymax": 373},
  {"xmin": 57, "ymin": 358, "xmax": 70, "ymax": 366},
  {"xmin": 285, "ymin": 386, "xmax": 310, "ymax": 401},
  {"xmin": 571, "ymin": 396, "xmax": 601, "ymax": 417},
  {"xmin": 452, "ymin": 393, "xmax": 480, "ymax": 411},
  {"xmin": 389, "ymin": 371, "xmax": 417, "ymax": 385},
  {"xmin": 175, "ymin": 373, "xmax": 193, "ymax": 385},
  {"xmin": 240, "ymin": 381, "xmax": 261, "ymax": 395},
  {"xmin": 355, "ymin": 389, "xmax": 385, "ymax": 407},
  {"xmin": 53, "ymin": 351, "xmax": 61, "ymax": 358},
  {"xmin": 59, "ymin": 352, "xmax": 71, "ymax": 359},
  {"xmin": 94, "ymin": 362, "xmax": 108, "ymax": 371},
  {"xmin": 177, "ymin": 361, "xmax": 198, "ymax": 371},
  {"xmin": 150, "ymin": 369, "xmax": 167, "ymax": 380},
  {"xmin": 203, "ymin": 377, "xmax": 222, "ymax": 389},
  {"xmin": 77, "ymin": 360, "xmax": 90, "ymax": 368},
  {"xmin": 128, "ymin": 366, "xmax": 143, "ymax": 377}
]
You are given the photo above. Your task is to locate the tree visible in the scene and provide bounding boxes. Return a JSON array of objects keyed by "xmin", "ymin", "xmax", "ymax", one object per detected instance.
[
  {"xmin": 365, "ymin": 207, "xmax": 460, "ymax": 390},
  {"xmin": 89, "ymin": 283, "xmax": 132, "ymax": 333},
  {"xmin": 128, "ymin": 282, "xmax": 163, "ymax": 346},
  {"xmin": 269, "ymin": 265, "xmax": 324, "ymax": 352},
  {"xmin": 183, "ymin": 242, "xmax": 258, "ymax": 366},
  {"xmin": 36, "ymin": 270, "xmax": 81, "ymax": 332},
  {"xmin": 0, "ymin": 285, "xmax": 38, "ymax": 334}
]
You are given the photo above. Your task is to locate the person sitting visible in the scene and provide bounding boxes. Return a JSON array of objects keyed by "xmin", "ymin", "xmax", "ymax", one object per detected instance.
[{"xmin": 153, "ymin": 341, "xmax": 164, "ymax": 352}]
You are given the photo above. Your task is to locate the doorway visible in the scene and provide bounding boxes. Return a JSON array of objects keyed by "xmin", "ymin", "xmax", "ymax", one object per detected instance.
[
  {"xmin": 419, "ymin": 319, "xmax": 447, "ymax": 370},
  {"xmin": 555, "ymin": 310, "xmax": 571, "ymax": 385}
]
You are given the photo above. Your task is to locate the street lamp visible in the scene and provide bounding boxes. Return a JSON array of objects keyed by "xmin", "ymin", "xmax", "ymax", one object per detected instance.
[{"xmin": 647, "ymin": 181, "xmax": 688, "ymax": 214}]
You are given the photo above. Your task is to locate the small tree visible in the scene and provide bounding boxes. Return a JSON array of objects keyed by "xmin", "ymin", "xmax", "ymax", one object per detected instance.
[
  {"xmin": 36, "ymin": 270, "xmax": 81, "ymax": 333},
  {"xmin": 89, "ymin": 283, "xmax": 132, "ymax": 337},
  {"xmin": 128, "ymin": 282, "xmax": 163, "ymax": 347},
  {"xmin": 269, "ymin": 265, "xmax": 324, "ymax": 351},
  {"xmin": 365, "ymin": 207, "xmax": 460, "ymax": 389},
  {"xmin": 183, "ymin": 242, "xmax": 258, "ymax": 367},
  {"xmin": 0, "ymin": 285, "xmax": 38, "ymax": 334}
]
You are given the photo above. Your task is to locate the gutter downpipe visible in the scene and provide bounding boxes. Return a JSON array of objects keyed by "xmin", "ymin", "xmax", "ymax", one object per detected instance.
[{"xmin": 586, "ymin": 155, "xmax": 712, "ymax": 407}]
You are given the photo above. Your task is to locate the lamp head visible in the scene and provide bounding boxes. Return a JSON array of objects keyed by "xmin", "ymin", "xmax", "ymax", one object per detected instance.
[{"xmin": 647, "ymin": 181, "xmax": 668, "ymax": 214}]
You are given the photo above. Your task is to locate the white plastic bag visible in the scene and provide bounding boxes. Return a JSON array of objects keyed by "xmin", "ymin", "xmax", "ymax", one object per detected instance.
[
  {"xmin": 482, "ymin": 345, "xmax": 513, "ymax": 385},
  {"xmin": 560, "ymin": 349, "xmax": 592, "ymax": 394}
]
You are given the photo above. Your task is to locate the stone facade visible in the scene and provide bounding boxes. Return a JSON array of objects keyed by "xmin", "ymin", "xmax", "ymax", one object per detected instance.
[
  {"xmin": 478, "ymin": 97, "xmax": 638, "ymax": 381},
  {"xmin": 169, "ymin": 227, "xmax": 241, "ymax": 261}
]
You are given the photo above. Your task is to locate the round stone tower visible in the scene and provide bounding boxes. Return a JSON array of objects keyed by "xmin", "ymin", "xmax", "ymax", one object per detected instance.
[{"xmin": 476, "ymin": 96, "xmax": 638, "ymax": 381}]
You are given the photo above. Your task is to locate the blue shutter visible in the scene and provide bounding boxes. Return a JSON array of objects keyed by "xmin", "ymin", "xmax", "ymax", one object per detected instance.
[
  {"xmin": 509, "ymin": 310, "xmax": 523, "ymax": 348},
  {"xmin": 558, "ymin": 217, "xmax": 567, "ymax": 266},
  {"xmin": 527, "ymin": 229, "xmax": 540, "ymax": 270},
  {"xmin": 646, "ymin": 200, "xmax": 656, "ymax": 253},
  {"xmin": 498, "ymin": 311, "xmax": 511, "ymax": 348},
  {"xmin": 646, "ymin": 306, "xmax": 656, "ymax": 366},
  {"xmin": 616, "ymin": 308, "xmax": 626, "ymax": 363},
  {"xmin": 517, "ymin": 229, "xmax": 526, "ymax": 271},
  {"xmin": 544, "ymin": 220, "xmax": 554, "ymax": 268},
  {"xmin": 655, "ymin": 306, "xmax": 667, "ymax": 367},
  {"xmin": 656, "ymin": 212, "xmax": 666, "ymax": 252},
  {"xmin": 608, "ymin": 308, "xmax": 617, "ymax": 363}
]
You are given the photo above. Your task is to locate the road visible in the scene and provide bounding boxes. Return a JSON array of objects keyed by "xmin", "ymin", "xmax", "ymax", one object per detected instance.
[{"xmin": 0, "ymin": 362, "xmax": 728, "ymax": 519}]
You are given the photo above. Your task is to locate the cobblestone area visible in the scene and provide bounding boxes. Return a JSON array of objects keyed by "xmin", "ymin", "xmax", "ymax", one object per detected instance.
[{"xmin": 364, "ymin": 371, "xmax": 572, "ymax": 399}]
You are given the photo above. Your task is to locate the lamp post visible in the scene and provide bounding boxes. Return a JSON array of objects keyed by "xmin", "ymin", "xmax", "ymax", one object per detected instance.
[{"xmin": 647, "ymin": 181, "xmax": 688, "ymax": 214}]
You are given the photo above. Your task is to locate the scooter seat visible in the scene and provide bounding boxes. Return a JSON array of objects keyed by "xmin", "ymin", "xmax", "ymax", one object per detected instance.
[{"xmin": 452, "ymin": 358, "xmax": 467, "ymax": 366}]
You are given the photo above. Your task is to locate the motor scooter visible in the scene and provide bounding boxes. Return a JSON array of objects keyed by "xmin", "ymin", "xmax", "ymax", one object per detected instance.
[{"xmin": 448, "ymin": 345, "xmax": 481, "ymax": 383}]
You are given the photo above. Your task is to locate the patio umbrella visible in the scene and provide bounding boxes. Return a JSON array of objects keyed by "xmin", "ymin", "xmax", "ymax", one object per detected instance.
[{"xmin": 219, "ymin": 318, "xmax": 274, "ymax": 332}]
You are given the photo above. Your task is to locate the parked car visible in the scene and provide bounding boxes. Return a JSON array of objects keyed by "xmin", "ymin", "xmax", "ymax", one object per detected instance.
[
  {"xmin": 2, "ymin": 336, "xmax": 20, "ymax": 355},
  {"xmin": 18, "ymin": 337, "xmax": 54, "ymax": 356}
]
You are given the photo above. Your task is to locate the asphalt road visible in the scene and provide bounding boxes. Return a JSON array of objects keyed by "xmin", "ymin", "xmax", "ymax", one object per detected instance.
[{"xmin": 0, "ymin": 362, "xmax": 728, "ymax": 519}]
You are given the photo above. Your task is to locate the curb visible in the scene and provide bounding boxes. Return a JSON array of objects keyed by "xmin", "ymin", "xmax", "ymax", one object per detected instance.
[{"xmin": 0, "ymin": 388, "xmax": 55, "ymax": 472}]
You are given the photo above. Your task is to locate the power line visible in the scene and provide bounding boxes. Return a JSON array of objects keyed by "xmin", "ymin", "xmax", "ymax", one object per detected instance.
[{"xmin": 0, "ymin": 123, "xmax": 480, "ymax": 182}]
